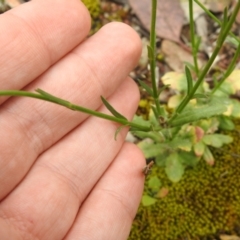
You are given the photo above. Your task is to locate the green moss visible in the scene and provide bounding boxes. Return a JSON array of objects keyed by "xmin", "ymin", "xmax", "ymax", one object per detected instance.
[
  {"xmin": 129, "ymin": 119, "xmax": 240, "ymax": 240},
  {"xmin": 81, "ymin": 0, "xmax": 102, "ymax": 35},
  {"xmin": 81, "ymin": 0, "xmax": 101, "ymax": 19}
]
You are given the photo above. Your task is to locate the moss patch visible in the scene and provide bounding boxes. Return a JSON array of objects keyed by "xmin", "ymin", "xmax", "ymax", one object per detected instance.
[
  {"xmin": 129, "ymin": 119, "xmax": 240, "ymax": 240},
  {"xmin": 81, "ymin": 0, "xmax": 101, "ymax": 19},
  {"xmin": 81, "ymin": 0, "xmax": 102, "ymax": 34}
]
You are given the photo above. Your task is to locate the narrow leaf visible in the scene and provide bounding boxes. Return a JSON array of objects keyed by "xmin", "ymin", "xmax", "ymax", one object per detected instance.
[
  {"xmin": 147, "ymin": 45, "xmax": 154, "ymax": 60},
  {"xmin": 36, "ymin": 88, "xmax": 70, "ymax": 105},
  {"xmin": 217, "ymin": 8, "xmax": 228, "ymax": 43},
  {"xmin": 185, "ymin": 66, "xmax": 193, "ymax": 94},
  {"xmin": 184, "ymin": 62, "xmax": 196, "ymax": 72},
  {"xmin": 151, "ymin": 106, "xmax": 159, "ymax": 121},
  {"xmin": 138, "ymin": 80, "xmax": 153, "ymax": 96},
  {"xmin": 195, "ymin": 35, "xmax": 201, "ymax": 51},
  {"xmin": 222, "ymin": 7, "xmax": 228, "ymax": 29},
  {"xmin": 203, "ymin": 146, "xmax": 214, "ymax": 165},
  {"xmin": 101, "ymin": 96, "xmax": 127, "ymax": 120}
]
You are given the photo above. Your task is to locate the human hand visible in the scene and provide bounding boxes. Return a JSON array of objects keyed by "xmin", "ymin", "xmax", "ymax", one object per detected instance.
[{"xmin": 0, "ymin": 0, "xmax": 145, "ymax": 239}]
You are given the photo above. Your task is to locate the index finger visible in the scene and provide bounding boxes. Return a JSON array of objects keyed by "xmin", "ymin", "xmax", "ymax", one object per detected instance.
[{"xmin": 0, "ymin": 0, "xmax": 90, "ymax": 104}]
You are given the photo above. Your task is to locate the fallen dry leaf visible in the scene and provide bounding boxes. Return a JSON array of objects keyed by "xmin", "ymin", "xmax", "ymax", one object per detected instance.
[
  {"xmin": 128, "ymin": 0, "xmax": 185, "ymax": 43},
  {"xmin": 206, "ymin": 0, "xmax": 232, "ymax": 12},
  {"xmin": 161, "ymin": 40, "xmax": 204, "ymax": 72},
  {"xmin": 180, "ymin": 0, "xmax": 205, "ymax": 21},
  {"xmin": 181, "ymin": 0, "xmax": 232, "ymax": 21},
  {"xmin": 220, "ymin": 235, "xmax": 240, "ymax": 240}
]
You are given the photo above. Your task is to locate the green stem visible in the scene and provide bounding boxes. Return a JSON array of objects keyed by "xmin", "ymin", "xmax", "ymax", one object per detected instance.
[
  {"xmin": 169, "ymin": 0, "xmax": 240, "ymax": 123},
  {"xmin": 0, "ymin": 90, "xmax": 151, "ymax": 131},
  {"xmin": 212, "ymin": 42, "xmax": 240, "ymax": 95},
  {"xmin": 194, "ymin": 0, "xmax": 240, "ymax": 44},
  {"xmin": 189, "ymin": 0, "xmax": 199, "ymax": 76},
  {"xmin": 149, "ymin": 0, "xmax": 161, "ymax": 116}
]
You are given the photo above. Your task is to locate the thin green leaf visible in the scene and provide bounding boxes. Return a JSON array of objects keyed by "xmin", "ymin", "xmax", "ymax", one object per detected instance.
[
  {"xmin": 36, "ymin": 89, "xmax": 70, "ymax": 105},
  {"xmin": 184, "ymin": 62, "xmax": 196, "ymax": 72},
  {"xmin": 217, "ymin": 8, "xmax": 228, "ymax": 45},
  {"xmin": 138, "ymin": 80, "xmax": 153, "ymax": 96},
  {"xmin": 101, "ymin": 96, "xmax": 127, "ymax": 120},
  {"xmin": 151, "ymin": 106, "xmax": 158, "ymax": 121},
  {"xmin": 185, "ymin": 66, "xmax": 193, "ymax": 95},
  {"xmin": 203, "ymin": 146, "xmax": 214, "ymax": 165},
  {"xmin": 222, "ymin": 7, "xmax": 228, "ymax": 28},
  {"xmin": 195, "ymin": 35, "xmax": 201, "ymax": 51},
  {"xmin": 147, "ymin": 45, "xmax": 154, "ymax": 61}
]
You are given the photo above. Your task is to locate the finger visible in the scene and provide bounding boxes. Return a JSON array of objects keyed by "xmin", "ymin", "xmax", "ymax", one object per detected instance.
[
  {"xmin": 64, "ymin": 143, "xmax": 145, "ymax": 240},
  {"xmin": 0, "ymin": 78, "xmax": 141, "ymax": 240},
  {"xmin": 0, "ymin": 0, "xmax": 90, "ymax": 103},
  {"xmin": 0, "ymin": 22, "xmax": 142, "ymax": 199}
]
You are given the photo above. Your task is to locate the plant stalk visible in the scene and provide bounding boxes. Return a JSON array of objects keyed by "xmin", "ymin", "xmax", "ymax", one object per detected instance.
[
  {"xmin": 189, "ymin": 0, "xmax": 199, "ymax": 76},
  {"xmin": 169, "ymin": 0, "xmax": 240, "ymax": 123},
  {"xmin": 0, "ymin": 90, "xmax": 151, "ymax": 131},
  {"xmin": 149, "ymin": 0, "xmax": 162, "ymax": 116},
  {"xmin": 212, "ymin": 42, "xmax": 240, "ymax": 94},
  {"xmin": 194, "ymin": 0, "xmax": 240, "ymax": 44}
]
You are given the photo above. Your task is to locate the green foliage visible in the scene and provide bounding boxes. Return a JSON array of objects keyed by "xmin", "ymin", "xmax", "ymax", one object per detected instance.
[
  {"xmin": 136, "ymin": 113, "xmax": 233, "ymax": 182},
  {"xmin": 129, "ymin": 120, "xmax": 240, "ymax": 240},
  {"xmin": 0, "ymin": 0, "xmax": 239, "ymax": 184},
  {"xmin": 81, "ymin": 0, "xmax": 102, "ymax": 34},
  {"xmin": 81, "ymin": 0, "xmax": 101, "ymax": 19}
]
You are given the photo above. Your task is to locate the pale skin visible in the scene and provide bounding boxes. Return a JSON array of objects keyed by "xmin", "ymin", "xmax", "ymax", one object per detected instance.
[{"xmin": 0, "ymin": 0, "xmax": 145, "ymax": 239}]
